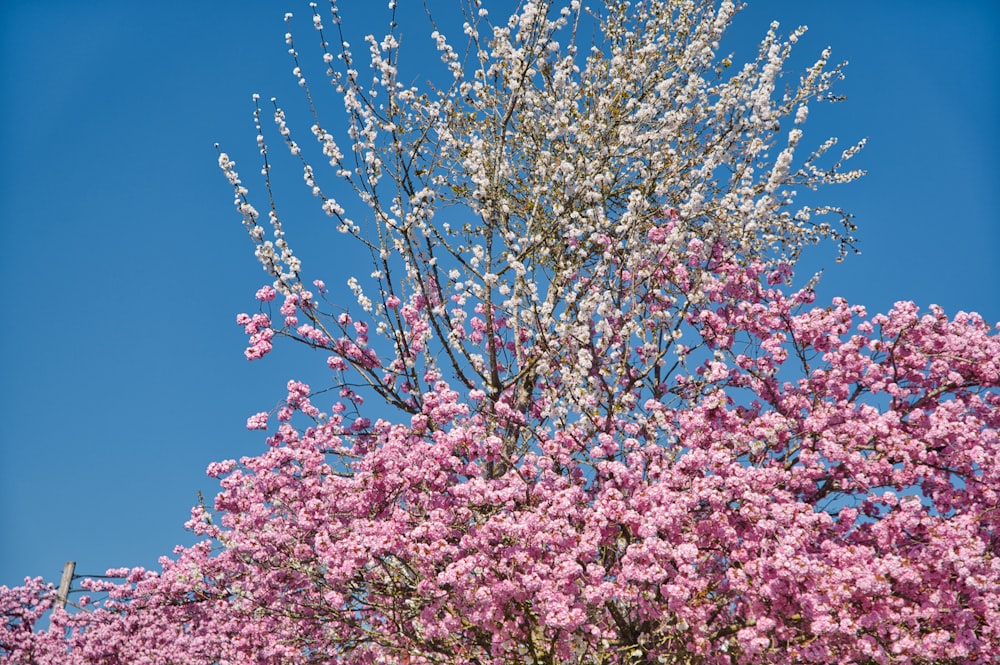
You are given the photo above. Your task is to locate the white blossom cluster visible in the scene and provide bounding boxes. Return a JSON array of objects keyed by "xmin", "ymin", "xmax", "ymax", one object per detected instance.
[{"xmin": 220, "ymin": 0, "xmax": 866, "ymax": 445}]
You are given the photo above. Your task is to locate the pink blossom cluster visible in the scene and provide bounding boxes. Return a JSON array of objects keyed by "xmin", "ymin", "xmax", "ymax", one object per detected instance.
[
  {"xmin": 236, "ymin": 311, "xmax": 274, "ymax": 360},
  {"xmin": 4, "ymin": 235, "xmax": 998, "ymax": 664}
]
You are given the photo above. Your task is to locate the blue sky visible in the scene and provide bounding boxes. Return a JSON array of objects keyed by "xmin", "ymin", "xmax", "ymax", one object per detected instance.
[{"xmin": 1, "ymin": 1, "xmax": 997, "ymax": 592}]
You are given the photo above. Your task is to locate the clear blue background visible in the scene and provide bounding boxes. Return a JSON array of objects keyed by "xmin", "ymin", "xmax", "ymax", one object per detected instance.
[{"xmin": 1, "ymin": 1, "xmax": 997, "ymax": 592}]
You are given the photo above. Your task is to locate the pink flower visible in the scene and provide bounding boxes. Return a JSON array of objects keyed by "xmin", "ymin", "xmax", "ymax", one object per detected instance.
[
  {"xmin": 246, "ymin": 411, "xmax": 270, "ymax": 430},
  {"xmin": 255, "ymin": 285, "xmax": 277, "ymax": 302}
]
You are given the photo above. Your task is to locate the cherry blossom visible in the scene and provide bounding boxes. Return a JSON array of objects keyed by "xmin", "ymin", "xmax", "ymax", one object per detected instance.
[{"xmin": 4, "ymin": 1, "xmax": 996, "ymax": 664}]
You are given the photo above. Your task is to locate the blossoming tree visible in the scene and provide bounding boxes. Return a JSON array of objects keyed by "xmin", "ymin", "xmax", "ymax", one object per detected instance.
[{"xmin": 3, "ymin": 0, "xmax": 998, "ymax": 663}]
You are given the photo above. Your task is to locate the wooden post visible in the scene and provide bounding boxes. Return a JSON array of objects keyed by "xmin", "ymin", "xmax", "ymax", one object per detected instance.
[{"xmin": 55, "ymin": 561, "xmax": 75, "ymax": 610}]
